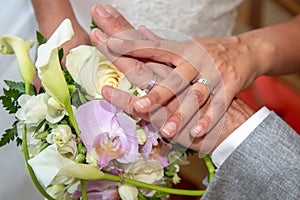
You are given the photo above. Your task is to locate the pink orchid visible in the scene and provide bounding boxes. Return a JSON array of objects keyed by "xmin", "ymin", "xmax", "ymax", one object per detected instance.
[
  {"xmin": 72, "ymin": 180, "xmax": 120, "ymax": 200},
  {"xmin": 139, "ymin": 120, "xmax": 170, "ymax": 167},
  {"xmin": 75, "ymin": 100, "xmax": 138, "ymax": 167}
]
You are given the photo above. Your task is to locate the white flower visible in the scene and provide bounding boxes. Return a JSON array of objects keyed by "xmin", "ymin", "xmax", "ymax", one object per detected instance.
[
  {"xmin": 46, "ymin": 97, "xmax": 66, "ymax": 124},
  {"xmin": 47, "ymin": 125, "xmax": 73, "ymax": 146},
  {"xmin": 118, "ymin": 184, "xmax": 138, "ymax": 200},
  {"xmin": 16, "ymin": 94, "xmax": 48, "ymax": 124},
  {"xmin": 66, "ymin": 45, "xmax": 129, "ymax": 99},
  {"xmin": 119, "ymin": 156, "xmax": 164, "ymax": 185},
  {"xmin": 0, "ymin": 35, "xmax": 35, "ymax": 90},
  {"xmin": 16, "ymin": 94, "xmax": 66, "ymax": 125},
  {"xmin": 35, "ymin": 19, "xmax": 73, "ymax": 115},
  {"xmin": 85, "ymin": 150, "xmax": 98, "ymax": 166}
]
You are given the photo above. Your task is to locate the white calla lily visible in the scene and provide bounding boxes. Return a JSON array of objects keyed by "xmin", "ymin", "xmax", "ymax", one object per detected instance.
[
  {"xmin": 0, "ymin": 35, "xmax": 35, "ymax": 93},
  {"xmin": 35, "ymin": 19, "xmax": 73, "ymax": 107},
  {"xmin": 28, "ymin": 144, "xmax": 105, "ymax": 188}
]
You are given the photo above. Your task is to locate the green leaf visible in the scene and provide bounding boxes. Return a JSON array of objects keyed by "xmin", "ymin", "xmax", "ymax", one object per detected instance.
[
  {"xmin": 0, "ymin": 95, "xmax": 18, "ymax": 113},
  {"xmin": 58, "ymin": 48, "xmax": 64, "ymax": 63},
  {"xmin": 90, "ymin": 19, "xmax": 99, "ymax": 30},
  {"xmin": 36, "ymin": 31, "xmax": 47, "ymax": 45},
  {"xmin": 3, "ymin": 80, "xmax": 36, "ymax": 95},
  {"xmin": 4, "ymin": 80, "xmax": 26, "ymax": 93},
  {"xmin": 0, "ymin": 124, "xmax": 18, "ymax": 147}
]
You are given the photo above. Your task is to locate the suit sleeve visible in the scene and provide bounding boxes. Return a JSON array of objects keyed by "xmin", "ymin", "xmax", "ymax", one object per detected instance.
[{"xmin": 202, "ymin": 112, "xmax": 300, "ymax": 200}]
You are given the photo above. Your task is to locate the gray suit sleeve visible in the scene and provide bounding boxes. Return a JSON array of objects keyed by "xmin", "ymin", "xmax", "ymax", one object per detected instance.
[{"xmin": 202, "ymin": 112, "xmax": 300, "ymax": 200}]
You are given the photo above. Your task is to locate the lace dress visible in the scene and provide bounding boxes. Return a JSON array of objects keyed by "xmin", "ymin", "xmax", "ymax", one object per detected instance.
[{"xmin": 71, "ymin": 0, "xmax": 243, "ymax": 38}]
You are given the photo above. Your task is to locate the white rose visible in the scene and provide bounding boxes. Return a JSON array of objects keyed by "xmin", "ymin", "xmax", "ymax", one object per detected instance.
[
  {"xmin": 66, "ymin": 45, "xmax": 128, "ymax": 99},
  {"xmin": 119, "ymin": 156, "xmax": 164, "ymax": 185},
  {"xmin": 16, "ymin": 94, "xmax": 48, "ymax": 124},
  {"xmin": 47, "ymin": 125, "xmax": 73, "ymax": 147},
  {"xmin": 118, "ymin": 184, "xmax": 138, "ymax": 200}
]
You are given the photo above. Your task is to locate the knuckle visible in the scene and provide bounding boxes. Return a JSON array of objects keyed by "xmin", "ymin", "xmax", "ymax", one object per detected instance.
[{"xmin": 191, "ymin": 88, "xmax": 207, "ymax": 105}]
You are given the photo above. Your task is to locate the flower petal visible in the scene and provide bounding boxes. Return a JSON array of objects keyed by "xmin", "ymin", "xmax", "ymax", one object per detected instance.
[{"xmin": 35, "ymin": 19, "xmax": 74, "ymax": 69}]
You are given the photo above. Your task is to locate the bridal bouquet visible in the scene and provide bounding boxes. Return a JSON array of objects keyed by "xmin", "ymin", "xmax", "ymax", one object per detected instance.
[{"xmin": 0, "ymin": 19, "xmax": 212, "ymax": 200}]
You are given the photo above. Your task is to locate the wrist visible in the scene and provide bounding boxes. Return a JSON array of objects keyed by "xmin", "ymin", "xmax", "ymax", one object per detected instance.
[{"xmin": 237, "ymin": 30, "xmax": 275, "ymax": 77}]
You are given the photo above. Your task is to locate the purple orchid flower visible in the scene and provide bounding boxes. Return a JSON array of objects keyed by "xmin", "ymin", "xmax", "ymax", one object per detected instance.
[
  {"xmin": 75, "ymin": 100, "xmax": 138, "ymax": 167},
  {"xmin": 72, "ymin": 180, "xmax": 121, "ymax": 200},
  {"xmin": 139, "ymin": 120, "xmax": 170, "ymax": 167}
]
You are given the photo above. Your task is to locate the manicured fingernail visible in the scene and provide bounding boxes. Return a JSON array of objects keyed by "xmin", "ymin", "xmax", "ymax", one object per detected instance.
[
  {"xmin": 96, "ymin": 5, "xmax": 110, "ymax": 17},
  {"xmin": 95, "ymin": 30, "xmax": 107, "ymax": 43},
  {"xmin": 135, "ymin": 98, "xmax": 151, "ymax": 109},
  {"xmin": 190, "ymin": 125, "xmax": 203, "ymax": 137},
  {"xmin": 101, "ymin": 86, "xmax": 112, "ymax": 98},
  {"xmin": 104, "ymin": 6, "xmax": 120, "ymax": 18},
  {"xmin": 162, "ymin": 121, "xmax": 177, "ymax": 136}
]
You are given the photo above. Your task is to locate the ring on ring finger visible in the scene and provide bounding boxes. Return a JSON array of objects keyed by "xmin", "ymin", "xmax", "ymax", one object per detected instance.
[
  {"xmin": 192, "ymin": 78, "xmax": 214, "ymax": 95},
  {"xmin": 143, "ymin": 73, "xmax": 158, "ymax": 93}
]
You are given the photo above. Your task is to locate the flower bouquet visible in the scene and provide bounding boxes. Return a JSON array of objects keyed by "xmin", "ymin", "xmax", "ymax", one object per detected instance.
[{"xmin": 0, "ymin": 19, "xmax": 213, "ymax": 200}]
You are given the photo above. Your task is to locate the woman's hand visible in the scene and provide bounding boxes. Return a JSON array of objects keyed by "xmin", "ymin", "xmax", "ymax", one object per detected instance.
[{"xmin": 89, "ymin": 4, "xmax": 261, "ymax": 139}]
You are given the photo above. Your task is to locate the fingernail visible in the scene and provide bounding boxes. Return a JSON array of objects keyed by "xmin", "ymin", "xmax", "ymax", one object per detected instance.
[
  {"xmin": 96, "ymin": 5, "xmax": 110, "ymax": 17},
  {"xmin": 101, "ymin": 86, "xmax": 112, "ymax": 98},
  {"xmin": 109, "ymin": 37, "xmax": 124, "ymax": 45},
  {"xmin": 135, "ymin": 98, "xmax": 151, "ymax": 109},
  {"xmin": 162, "ymin": 121, "xmax": 177, "ymax": 136},
  {"xmin": 190, "ymin": 125, "xmax": 203, "ymax": 137},
  {"xmin": 95, "ymin": 30, "xmax": 108, "ymax": 43},
  {"xmin": 104, "ymin": 6, "xmax": 120, "ymax": 18}
]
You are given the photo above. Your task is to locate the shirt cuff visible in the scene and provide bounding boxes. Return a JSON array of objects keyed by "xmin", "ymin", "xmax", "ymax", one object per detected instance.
[{"xmin": 211, "ymin": 106, "xmax": 271, "ymax": 168}]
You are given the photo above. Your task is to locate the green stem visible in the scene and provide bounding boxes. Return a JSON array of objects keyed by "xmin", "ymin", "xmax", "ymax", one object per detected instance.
[
  {"xmin": 25, "ymin": 82, "xmax": 30, "ymax": 95},
  {"xmin": 100, "ymin": 173, "xmax": 206, "ymax": 196},
  {"xmin": 22, "ymin": 124, "xmax": 55, "ymax": 200},
  {"xmin": 203, "ymin": 155, "xmax": 215, "ymax": 183},
  {"xmin": 64, "ymin": 101, "xmax": 80, "ymax": 136},
  {"xmin": 80, "ymin": 180, "xmax": 88, "ymax": 200}
]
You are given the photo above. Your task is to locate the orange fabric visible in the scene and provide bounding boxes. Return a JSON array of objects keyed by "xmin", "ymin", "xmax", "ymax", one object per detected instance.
[{"xmin": 238, "ymin": 76, "xmax": 300, "ymax": 134}]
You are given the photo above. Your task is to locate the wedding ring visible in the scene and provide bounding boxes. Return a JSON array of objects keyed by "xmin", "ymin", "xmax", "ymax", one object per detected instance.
[
  {"xmin": 192, "ymin": 78, "xmax": 214, "ymax": 95},
  {"xmin": 144, "ymin": 73, "xmax": 158, "ymax": 93}
]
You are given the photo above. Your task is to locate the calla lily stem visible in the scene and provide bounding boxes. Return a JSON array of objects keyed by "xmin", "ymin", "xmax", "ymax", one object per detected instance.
[
  {"xmin": 100, "ymin": 173, "xmax": 206, "ymax": 196},
  {"xmin": 22, "ymin": 124, "xmax": 55, "ymax": 200}
]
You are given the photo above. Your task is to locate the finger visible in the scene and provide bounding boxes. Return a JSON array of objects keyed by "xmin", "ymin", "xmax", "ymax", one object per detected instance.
[
  {"xmin": 137, "ymin": 25, "xmax": 161, "ymax": 40},
  {"xmin": 101, "ymin": 85, "xmax": 170, "ymax": 127},
  {"xmin": 160, "ymin": 82, "xmax": 211, "ymax": 138},
  {"xmin": 134, "ymin": 60, "xmax": 199, "ymax": 113},
  {"xmin": 107, "ymin": 37, "xmax": 183, "ymax": 66},
  {"xmin": 91, "ymin": 4, "xmax": 142, "ymax": 39},
  {"xmin": 101, "ymin": 85, "xmax": 144, "ymax": 118},
  {"xmin": 191, "ymin": 87, "xmax": 227, "ymax": 138}
]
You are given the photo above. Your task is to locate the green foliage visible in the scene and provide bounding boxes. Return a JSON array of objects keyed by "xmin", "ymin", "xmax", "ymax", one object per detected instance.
[
  {"xmin": 90, "ymin": 19, "xmax": 104, "ymax": 33},
  {"xmin": 58, "ymin": 48, "xmax": 64, "ymax": 63},
  {"xmin": 36, "ymin": 31, "xmax": 47, "ymax": 45},
  {"xmin": 0, "ymin": 81, "xmax": 35, "ymax": 114},
  {"xmin": 0, "ymin": 122, "xmax": 19, "ymax": 147},
  {"xmin": 90, "ymin": 19, "xmax": 99, "ymax": 30}
]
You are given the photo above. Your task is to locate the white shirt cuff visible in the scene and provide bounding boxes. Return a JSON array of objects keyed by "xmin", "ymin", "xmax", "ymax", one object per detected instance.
[{"xmin": 211, "ymin": 106, "xmax": 271, "ymax": 168}]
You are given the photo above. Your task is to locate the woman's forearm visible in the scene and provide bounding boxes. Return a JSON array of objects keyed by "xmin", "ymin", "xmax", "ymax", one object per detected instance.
[
  {"xmin": 31, "ymin": 0, "xmax": 84, "ymax": 38},
  {"xmin": 238, "ymin": 14, "xmax": 300, "ymax": 76}
]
